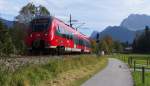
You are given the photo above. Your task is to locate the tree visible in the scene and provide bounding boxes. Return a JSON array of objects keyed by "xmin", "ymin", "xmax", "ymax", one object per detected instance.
[
  {"xmin": 113, "ymin": 41, "xmax": 123, "ymax": 52},
  {"xmin": 98, "ymin": 36, "xmax": 114, "ymax": 54},
  {"xmin": 105, "ymin": 36, "xmax": 113, "ymax": 52},
  {"xmin": 0, "ymin": 20, "xmax": 15, "ymax": 56},
  {"xmin": 16, "ymin": 3, "xmax": 50, "ymax": 25},
  {"xmin": 9, "ymin": 22, "xmax": 27, "ymax": 54},
  {"xmin": 16, "ymin": 3, "xmax": 36, "ymax": 24},
  {"xmin": 91, "ymin": 40, "xmax": 97, "ymax": 53},
  {"xmin": 99, "ymin": 40, "xmax": 109, "ymax": 54},
  {"xmin": 11, "ymin": 3, "xmax": 50, "ymax": 54},
  {"xmin": 132, "ymin": 26, "xmax": 150, "ymax": 53},
  {"xmin": 38, "ymin": 5, "xmax": 50, "ymax": 16}
]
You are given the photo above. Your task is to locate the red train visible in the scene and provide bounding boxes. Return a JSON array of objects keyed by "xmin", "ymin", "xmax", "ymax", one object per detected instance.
[{"xmin": 25, "ymin": 16, "xmax": 91, "ymax": 54}]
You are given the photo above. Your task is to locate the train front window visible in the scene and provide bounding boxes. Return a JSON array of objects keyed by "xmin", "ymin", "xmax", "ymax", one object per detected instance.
[{"xmin": 31, "ymin": 18, "xmax": 51, "ymax": 32}]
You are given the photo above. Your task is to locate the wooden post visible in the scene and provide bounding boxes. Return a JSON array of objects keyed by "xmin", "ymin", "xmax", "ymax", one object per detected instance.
[
  {"xmin": 128, "ymin": 57, "xmax": 130, "ymax": 65},
  {"xmin": 124, "ymin": 56, "xmax": 125, "ymax": 62},
  {"xmin": 142, "ymin": 67, "xmax": 145, "ymax": 84},
  {"xmin": 123, "ymin": 56, "xmax": 125, "ymax": 62},
  {"xmin": 147, "ymin": 58, "xmax": 148, "ymax": 66},
  {"xmin": 131, "ymin": 57, "xmax": 133, "ymax": 65},
  {"xmin": 148, "ymin": 59, "xmax": 150, "ymax": 65},
  {"xmin": 129, "ymin": 57, "xmax": 132, "ymax": 67},
  {"xmin": 134, "ymin": 61, "xmax": 136, "ymax": 72}
]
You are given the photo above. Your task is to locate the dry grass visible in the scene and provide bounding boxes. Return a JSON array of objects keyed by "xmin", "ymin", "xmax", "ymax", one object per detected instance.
[
  {"xmin": 0, "ymin": 55, "xmax": 108, "ymax": 86},
  {"xmin": 39, "ymin": 56, "xmax": 108, "ymax": 86}
]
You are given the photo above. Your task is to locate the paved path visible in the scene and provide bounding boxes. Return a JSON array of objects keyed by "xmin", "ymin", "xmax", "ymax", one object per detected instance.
[{"xmin": 82, "ymin": 58, "xmax": 133, "ymax": 86}]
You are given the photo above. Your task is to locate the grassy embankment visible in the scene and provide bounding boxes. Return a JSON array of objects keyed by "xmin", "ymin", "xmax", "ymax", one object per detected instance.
[
  {"xmin": 0, "ymin": 55, "xmax": 108, "ymax": 86},
  {"xmin": 112, "ymin": 54, "xmax": 150, "ymax": 86}
]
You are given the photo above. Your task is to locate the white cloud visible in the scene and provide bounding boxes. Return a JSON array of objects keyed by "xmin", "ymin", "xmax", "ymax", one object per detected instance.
[{"xmin": 0, "ymin": 0, "xmax": 28, "ymax": 20}]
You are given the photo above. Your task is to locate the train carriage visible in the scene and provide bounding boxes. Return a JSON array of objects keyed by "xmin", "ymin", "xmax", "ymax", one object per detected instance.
[{"xmin": 25, "ymin": 16, "xmax": 91, "ymax": 54}]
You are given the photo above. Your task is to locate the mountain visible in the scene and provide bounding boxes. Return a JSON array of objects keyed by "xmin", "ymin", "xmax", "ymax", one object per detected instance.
[
  {"xmin": 121, "ymin": 14, "xmax": 150, "ymax": 31},
  {"xmin": 0, "ymin": 18, "xmax": 13, "ymax": 28},
  {"xmin": 90, "ymin": 14, "xmax": 150, "ymax": 43},
  {"xmin": 90, "ymin": 31, "xmax": 99, "ymax": 40},
  {"xmin": 99, "ymin": 26, "xmax": 136, "ymax": 43}
]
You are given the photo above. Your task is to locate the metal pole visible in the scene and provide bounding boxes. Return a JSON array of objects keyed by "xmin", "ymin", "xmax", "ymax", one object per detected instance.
[
  {"xmin": 96, "ymin": 33, "xmax": 100, "ymax": 56},
  {"xmin": 70, "ymin": 14, "xmax": 72, "ymax": 27}
]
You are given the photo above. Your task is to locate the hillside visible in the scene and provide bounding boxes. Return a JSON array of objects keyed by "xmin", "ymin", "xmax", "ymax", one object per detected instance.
[
  {"xmin": 120, "ymin": 14, "xmax": 150, "ymax": 31},
  {"xmin": 99, "ymin": 26, "xmax": 136, "ymax": 43},
  {"xmin": 90, "ymin": 31, "xmax": 100, "ymax": 40},
  {"xmin": 0, "ymin": 18, "xmax": 13, "ymax": 28}
]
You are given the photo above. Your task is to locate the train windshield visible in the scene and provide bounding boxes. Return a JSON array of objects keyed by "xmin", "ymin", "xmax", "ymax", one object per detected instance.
[{"xmin": 31, "ymin": 18, "xmax": 51, "ymax": 32}]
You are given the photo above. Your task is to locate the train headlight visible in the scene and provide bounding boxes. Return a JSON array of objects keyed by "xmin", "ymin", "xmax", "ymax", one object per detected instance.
[
  {"xmin": 45, "ymin": 33, "xmax": 48, "ymax": 36},
  {"xmin": 30, "ymin": 34, "xmax": 32, "ymax": 38}
]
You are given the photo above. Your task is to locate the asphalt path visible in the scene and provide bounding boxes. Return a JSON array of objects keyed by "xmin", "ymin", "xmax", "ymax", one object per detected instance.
[{"xmin": 82, "ymin": 58, "xmax": 133, "ymax": 86}]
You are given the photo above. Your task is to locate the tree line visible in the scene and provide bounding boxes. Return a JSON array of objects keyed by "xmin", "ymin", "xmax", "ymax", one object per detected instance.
[
  {"xmin": 91, "ymin": 26, "xmax": 150, "ymax": 54},
  {"xmin": 132, "ymin": 26, "xmax": 150, "ymax": 53},
  {"xmin": 91, "ymin": 35, "xmax": 123, "ymax": 54}
]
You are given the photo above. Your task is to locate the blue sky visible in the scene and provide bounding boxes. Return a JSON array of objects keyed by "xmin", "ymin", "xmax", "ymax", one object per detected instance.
[{"xmin": 0, "ymin": 0, "xmax": 150, "ymax": 36}]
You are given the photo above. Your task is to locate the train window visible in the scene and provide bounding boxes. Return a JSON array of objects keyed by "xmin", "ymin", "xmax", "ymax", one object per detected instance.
[
  {"xmin": 61, "ymin": 28, "xmax": 73, "ymax": 40},
  {"xmin": 66, "ymin": 30, "xmax": 72, "ymax": 39},
  {"xmin": 59, "ymin": 27, "xmax": 65, "ymax": 34},
  {"xmin": 56, "ymin": 26, "xmax": 66, "ymax": 38},
  {"xmin": 73, "ymin": 35, "xmax": 78, "ymax": 44},
  {"xmin": 55, "ymin": 26, "xmax": 61, "ymax": 36},
  {"xmin": 79, "ymin": 39, "xmax": 83, "ymax": 45},
  {"xmin": 64, "ymin": 29, "xmax": 68, "ymax": 34},
  {"xmin": 69, "ymin": 33, "xmax": 73, "ymax": 40},
  {"xmin": 79, "ymin": 40, "xmax": 81, "ymax": 45},
  {"xmin": 63, "ymin": 29, "xmax": 69, "ymax": 39},
  {"xmin": 57, "ymin": 26, "xmax": 60, "ymax": 32},
  {"xmin": 31, "ymin": 18, "xmax": 51, "ymax": 32}
]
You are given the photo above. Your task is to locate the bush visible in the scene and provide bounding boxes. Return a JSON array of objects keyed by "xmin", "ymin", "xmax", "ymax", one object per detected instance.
[{"xmin": 0, "ymin": 20, "xmax": 15, "ymax": 56}]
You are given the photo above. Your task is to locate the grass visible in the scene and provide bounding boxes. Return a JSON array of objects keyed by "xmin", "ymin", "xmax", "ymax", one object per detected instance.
[
  {"xmin": 70, "ymin": 72, "xmax": 93, "ymax": 86},
  {"xmin": 111, "ymin": 54, "xmax": 150, "ymax": 67},
  {"xmin": 0, "ymin": 55, "xmax": 108, "ymax": 86},
  {"xmin": 112, "ymin": 54, "xmax": 150, "ymax": 86},
  {"xmin": 132, "ymin": 71, "xmax": 150, "ymax": 86},
  {"xmin": 71, "ymin": 57, "xmax": 107, "ymax": 86}
]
